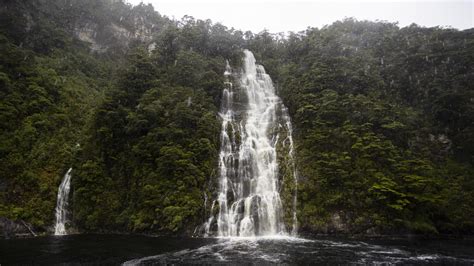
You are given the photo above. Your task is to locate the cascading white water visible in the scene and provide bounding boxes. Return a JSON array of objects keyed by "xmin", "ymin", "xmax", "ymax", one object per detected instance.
[
  {"xmin": 206, "ymin": 50, "xmax": 297, "ymax": 237},
  {"xmin": 54, "ymin": 168, "xmax": 72, "ymax": 235}
]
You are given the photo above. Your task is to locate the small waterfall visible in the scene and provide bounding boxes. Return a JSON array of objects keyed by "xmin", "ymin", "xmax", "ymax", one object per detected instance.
[
  {"xmin": 206, "ymin": 50, "xmax": 298, "ymax": 237},
  {"xmin": 54, "ymin": 168, "xmax": 72, "ymax": 235},
  {"xmin": 285, "ymin": 113, "xmax": 298, "ymax": 236}
]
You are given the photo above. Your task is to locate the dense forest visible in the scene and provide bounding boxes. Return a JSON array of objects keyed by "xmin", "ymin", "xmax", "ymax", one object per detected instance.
[{"xmin": 0, "ymin": 0, "xmax": 473, "ymax": 237}]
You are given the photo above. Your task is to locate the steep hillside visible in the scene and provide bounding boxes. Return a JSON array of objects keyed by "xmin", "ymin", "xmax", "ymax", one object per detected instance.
[
  {"xmin": 249, "ymin": 20, "xmax": 474, "ymax": 235},
  {"xmin": 0, "ymin": 1, "xmax": 473, "ymax": 237},
  {"xmin": 0, "ymin": 0, "xmax": 245, "ymax": 236}
]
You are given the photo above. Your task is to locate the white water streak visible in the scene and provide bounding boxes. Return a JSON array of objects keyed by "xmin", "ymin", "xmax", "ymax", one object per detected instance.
[
  {"xmin": 54, "ymin": 168, "xmax": 72, "ymax": 235},
  {"xmin": 209, "ymin": 50, "xmax": 297, "ymax": 237}
]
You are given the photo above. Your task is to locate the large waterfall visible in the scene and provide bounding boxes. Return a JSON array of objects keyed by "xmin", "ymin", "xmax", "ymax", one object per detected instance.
[
  {"xmin": 54, "ymin": 168, "xmax": 72, "ymax": 235},
  {"xmin": 206, "ymin": 50, "xmax": 297, "ymax": 237}
]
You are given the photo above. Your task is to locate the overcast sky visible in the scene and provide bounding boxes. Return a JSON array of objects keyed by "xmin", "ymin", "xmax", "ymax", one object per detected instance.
[{"xmin": 126, "ymin": 0, "xmax": 473, "ymax": 33}]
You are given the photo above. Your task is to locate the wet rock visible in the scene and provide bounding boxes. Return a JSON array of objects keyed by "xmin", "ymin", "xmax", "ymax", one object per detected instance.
[{"xmin": 0, "ymin": 217, "xmax": 36, "ymax": 239}]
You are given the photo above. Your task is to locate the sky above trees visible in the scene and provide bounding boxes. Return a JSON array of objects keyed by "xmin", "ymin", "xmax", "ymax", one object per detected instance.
[{"xmin": 127, "ymin": 0, "xmax": 473, "ymax": 33}]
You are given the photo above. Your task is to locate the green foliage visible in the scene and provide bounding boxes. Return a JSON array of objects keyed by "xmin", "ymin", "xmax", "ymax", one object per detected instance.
[
  {"xmin": 0, "ymin": 32, "xmax": 107, "ymax": 229},
  {"xmin": 73, "ymin": 33, "xmax": 224, "ymax": 233},
  {"xmin": 1, "ymin": 0, "xmax": 472, "ymax": 238},
  {"xmin": 254, "ymin": 18, "xmax": 474, "ymax": 235}
]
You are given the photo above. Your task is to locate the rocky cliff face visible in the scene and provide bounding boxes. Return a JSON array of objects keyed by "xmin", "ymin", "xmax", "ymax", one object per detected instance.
[
  {"xmin": 1, "ymin": 0, "xmax": 168, "ymax": 53},
  {"xmin": 72, "ymin": 13, "xmax": 159, "ymax": 52}
]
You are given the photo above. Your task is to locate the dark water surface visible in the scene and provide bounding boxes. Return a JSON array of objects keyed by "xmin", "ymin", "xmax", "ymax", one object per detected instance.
[{"xmin": 1, "ymin": 234, "xmax": 473, "ymax": 265}]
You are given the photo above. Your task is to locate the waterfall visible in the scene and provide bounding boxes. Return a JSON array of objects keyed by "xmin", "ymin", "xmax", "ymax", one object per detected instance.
[
  {"xmin": 54, "ymin": 168, "xmax": 72, "ymax": 235},
  {"xmin": 207, "ymin": 50, "xmax": 298, "ymax": 237},
  {"xmin": 285, "ymin": 113, "xmax": 298, "ymax": 236}
]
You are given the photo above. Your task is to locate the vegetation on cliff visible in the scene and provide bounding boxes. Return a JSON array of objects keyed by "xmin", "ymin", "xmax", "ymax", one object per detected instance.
[
  {"xmin": 0, "ymin": 0, "xmax": 472, "ymax": 236},
  {"xmin": 251, "ymin": 20, "xmax": 474, "ymax": 234}
]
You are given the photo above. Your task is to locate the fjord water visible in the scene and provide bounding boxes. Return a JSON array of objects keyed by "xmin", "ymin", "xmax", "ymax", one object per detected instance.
[
  {"xmin": 208, "ymin": 50, "xmax": 297, "ymax": 237},
  {"xmin": 54, "ymin": 168, "xmax": 72, "ymax": 235},
  {"xmin": 1, "ymin": 235, "xmax": 474, "ymax": 265}
]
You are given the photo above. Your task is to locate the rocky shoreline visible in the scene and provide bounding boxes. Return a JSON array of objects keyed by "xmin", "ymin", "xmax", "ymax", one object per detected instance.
[
  {"xmin": 2, "ymin": 221, "xmax": 472, "ymax": 241},
  {"xmin": 0, "ymin": 217, "xmax": 39, "ymax": 239}
]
